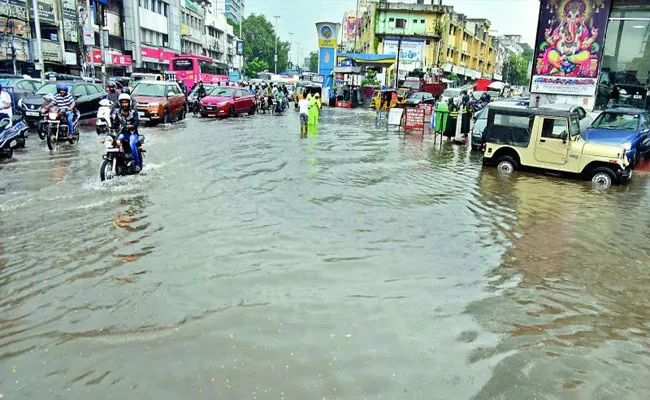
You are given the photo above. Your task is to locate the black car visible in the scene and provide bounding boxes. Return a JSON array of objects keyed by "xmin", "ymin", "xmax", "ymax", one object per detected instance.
[
  {"xmin": 20, "ymin": 81, "xmax": 106, "ymax": 126},
  {"xmin": 404, "ymin": 91, "xmax": 435, "ymax": 107},
  {"xmin": 596, "ymin": 70, "xmax": 649, "ymax": 110},
  {"xmin": 0, "ymin": 78, "xmax": 40, "ymax": 107}
]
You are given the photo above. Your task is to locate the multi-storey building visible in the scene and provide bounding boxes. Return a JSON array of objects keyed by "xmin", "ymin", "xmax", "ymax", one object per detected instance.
[
  {"xmin": 0, "ymin": 0, "xmax": 242, "ymax": 77},
  {"xmin": 355, "ymin": 0, "xmax": 497, "ymax": 85}
]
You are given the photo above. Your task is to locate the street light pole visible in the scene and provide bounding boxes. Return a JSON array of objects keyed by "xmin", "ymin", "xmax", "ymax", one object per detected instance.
[
  {"xmin": 33, "ymin": 0, "xmax": 44, "ymax": 83},
  {"xmin": 273, "ymin": 15, "xmax": 280, "ymax": 74},
  {"xmin": 288, "ymin": 32, "xmax": 293, "ymax": 68}
]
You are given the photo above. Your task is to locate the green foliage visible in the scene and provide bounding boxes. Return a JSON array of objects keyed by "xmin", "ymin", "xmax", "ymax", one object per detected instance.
[
  {"xmin": 505, "ymin": 53, "xmax": 531, "ymax": 86},
  {"xmin": 245, "ymin": 57, "xmax": 270, "ymax": 77},
  {"xmin": 308, "ymin": 52, "xmax": 318, "ymax": 73},
  {"xmin": 239, "ymin": 14, "xmax": 291, "ymax": 74},
  {"xmin": 449, "ymin": 73, "xmax": 459, "ymax": 82},
  {"xmin": 361, "ymin": 70, "xmax": 380, "ymax": 87}
]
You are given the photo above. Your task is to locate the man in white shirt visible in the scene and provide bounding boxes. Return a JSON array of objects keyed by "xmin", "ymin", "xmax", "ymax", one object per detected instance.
[
  {"xmin": 298, "ymin": 97, "xmax": 310, "ymax": 137},
  {"xmin": 0, "ymin": 84, "xmax": 13, "ymax": 129}
]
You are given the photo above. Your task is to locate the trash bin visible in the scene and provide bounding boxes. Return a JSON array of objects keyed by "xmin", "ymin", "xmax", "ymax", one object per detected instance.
[{"xmin": 434, "ymin": 101, "xmax": 449, "ymax": 133}]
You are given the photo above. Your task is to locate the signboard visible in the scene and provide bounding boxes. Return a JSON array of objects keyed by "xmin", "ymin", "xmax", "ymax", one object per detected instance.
[
  {"xmin": 0, "ymin": 17, "xmax": 27, "ymax": 37},
  {"xmin": 318, "ymin": 39, "xmax": 337, "ymax": 49},
  {"xmin": 383, "ymin": 38, "xmax": 424, "ymax": 71},
  {"xmin": 0, "ymin": 0, "xmax": 27, "ymax": 21},
  {"xmin": 346, "ymin": 16, "xmax": 360, "ymax": 37},
  {"xmin": 111, "ymin": 54, "xmax": 132, "ymax": 67},
  {"xmin": 83, "ymin": 26, "xmax": 95, "ymax": 46},
  {"xmin": 338, "ymin": 59, "xmax": 353, "ymax": 68},
  {"xmin": 184, "ymin": 0, "xmax": 200, "ymax": 13},
  {"xmin": 34, "ymin": 40, "xmax": 63, "ymax": 63},
  {"xmin": 531, "ymin": 0, "xmax": 612, "ymax": 96},
  {"xmin": 62, "ymin": 0, "xmax": 78, "ymax": 43},
  {"xmin": 530, "ymin": 76, "xmax": 599, "ymax": 96},
  {"xmin": 236, "ymin": 41, "xmax": 244, "ymax": 56},
  {"xmin": 387, "ymin": 107, "xmax": 404, "ymax": 126},
  {"xmin": 417, "ymin": 103, "xmax": 434, "ymax": 119},
  {"xmin": 316, "ymin": 22, "xmax": 341, "ymax": 88},
  {"xmin": 229, "ymin": 70, "xmax": 241, "ymax": 82},
  {"xmin": 311, "ymin": 75, "xmax": 324, "ymax": 83},
  {"xmin": 30, "ymin": 1, "xmax": 56, "ymax": 25},
  {"xmin": 86, "ymin": 48, "xmax": 102, "ymax": 63},
  {"xmin": 0, "ymin": 37, "xmax": 29, "ymax": 62},
  {"xmin": 64, "ymin": 51, "xmax": 77, "ymax": 65},
  {"xmin": 141, "ymin": 46, "xmax": 176, "ymax": 62},
  {"xmin": 404, "ymin": 107, "xmax": 425, "ymax": 131},
  {"xmin": 318, "ymin": 48, "xmax": 335, "ymax": 73}
]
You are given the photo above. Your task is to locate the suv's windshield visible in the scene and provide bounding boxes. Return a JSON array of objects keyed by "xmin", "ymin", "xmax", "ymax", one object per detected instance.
[
  {"xmin": 443, "ymin": 89, "xmax": 461, "ymax": 98},
  {"xmin": 591, "ymin": 112, "xmax": 639, "ymax": 131},
  {"xmin": 35, "ymin": 83, "xmax": 60, "ymax": 95},
  {"xmin": 132, "ymin": 83, "xmax": 166, "ymax": 97}
]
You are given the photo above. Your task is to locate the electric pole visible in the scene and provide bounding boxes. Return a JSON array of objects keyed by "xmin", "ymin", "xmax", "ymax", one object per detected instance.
[
  {"xmin": 33, "ymin": 0, "xmax": 44, "ymax": 83},
  {"xmin": 288, "ymin": 32, "xmax": 293, "ymax": 69},
  {"xmin": 273, "ymin": 15, "xmax": 280, "ymax": 74}
]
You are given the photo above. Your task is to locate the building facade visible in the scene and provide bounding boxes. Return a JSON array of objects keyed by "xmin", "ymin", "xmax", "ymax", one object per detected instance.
[
  {"xmin": 356, "ymin": 1, "xmax": 497, "ymax": 85},
  {"xmin": 0, "ymin": 0, "xmax": 243, "ymax": 77},
  {"xmin": 531, "ymin": 0, "xmax": 650, "ymax": 111}
]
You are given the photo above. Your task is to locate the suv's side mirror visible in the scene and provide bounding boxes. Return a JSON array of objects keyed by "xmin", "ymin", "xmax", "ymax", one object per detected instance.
[{"xmin": 560, "ymin": 131, "xmax": 568, "ymax": 143}]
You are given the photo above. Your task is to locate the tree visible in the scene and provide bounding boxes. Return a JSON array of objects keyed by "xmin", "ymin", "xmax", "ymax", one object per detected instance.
[
  {"xmin": 236, "ymin": 14, "xmax": 290, "ymax": 75},
  {"xmin": 361, "ymin": 70, "xmax": 380, "ymax": 87},
  {"xmin": 505, "ymin": 53, "xmax": 530, "ymax": 86},
  {"xmin": 245, "ymin": 57, "xmax": 270, "ymax": 77},
  {"xmin": 308, "ymin": 51, "xmax": 318, "ymax": 73}
]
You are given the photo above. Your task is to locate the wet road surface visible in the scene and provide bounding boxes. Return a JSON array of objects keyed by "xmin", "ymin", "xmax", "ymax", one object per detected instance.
[{"xmin": 2, "ymin": 108, "xmax": 650, "ymax": 399}]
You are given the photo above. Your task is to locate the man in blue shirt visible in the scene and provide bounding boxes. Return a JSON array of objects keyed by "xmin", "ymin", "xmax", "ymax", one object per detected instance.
[{"xmin": 48, "ymin": 84, "xmax": 76, "ymax": 139}]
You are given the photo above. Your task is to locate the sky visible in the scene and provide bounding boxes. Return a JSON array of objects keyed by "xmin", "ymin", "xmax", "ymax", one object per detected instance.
[{"xmin": 245, "ymin": 0, "xmax": 541, "ymax": 64}]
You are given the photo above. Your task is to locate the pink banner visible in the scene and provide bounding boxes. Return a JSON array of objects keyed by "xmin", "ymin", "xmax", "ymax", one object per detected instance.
[
  {"xmin": 111, "ymin": 54, "xmax": 132, "ymax": 66},
  {"xmin": 141, "ymin": 46, "xmax": 176, "ymax": 62},
  {"xmin": 86, "ymin": 49, "xmax": 102, "ymax": 63}
]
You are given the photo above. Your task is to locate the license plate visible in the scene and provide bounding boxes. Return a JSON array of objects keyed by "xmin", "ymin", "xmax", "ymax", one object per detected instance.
[
  {"xmin": 633, "ymin": 94, "xmax": 643, "ymax": 100},
  {"xmin": 106, "ymin": 148, "xmax": 119, "ymax": 152},
  {"xmin": 25, "ymin": 111, "xmax": 39, "ymax": 116},
  {"xmin": 205, "ymin": 106, "xmax": 214, "ymax": 110},
  {"xmin": 138, "ymin": 112, "xmax": 145, "ymax": 117}
]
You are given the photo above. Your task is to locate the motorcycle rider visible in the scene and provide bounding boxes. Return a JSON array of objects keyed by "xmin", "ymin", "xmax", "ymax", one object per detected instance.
[
  {"xmin": 106, "ymin": 82, "xmax": 120, "ymax": 102},
  {"xmin": 0, "ymin": 83, "xmax": 13, "ymax": 129},
  {"xmin": 47, "ymin": 84, "xmax": 76, "ymax": 139},
  {"xmin": 113, "ymin": 93, "xmax": 142, "ymax": 173}
]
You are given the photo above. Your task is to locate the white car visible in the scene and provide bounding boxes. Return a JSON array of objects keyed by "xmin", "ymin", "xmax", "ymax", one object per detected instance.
[{"xmin": 541, "ymin": 103, "xmax": 593, "ymax": 133}]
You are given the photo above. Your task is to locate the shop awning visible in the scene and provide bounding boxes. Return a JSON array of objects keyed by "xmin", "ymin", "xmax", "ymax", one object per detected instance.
[{"xmin": 336, "ymin": 52, "xmax": 396, "ymax": 69}]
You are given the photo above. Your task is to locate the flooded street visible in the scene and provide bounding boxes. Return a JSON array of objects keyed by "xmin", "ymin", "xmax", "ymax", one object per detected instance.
[{"xmin": 2, "ymin": 108, "xmax": 650, "ymax": 399}]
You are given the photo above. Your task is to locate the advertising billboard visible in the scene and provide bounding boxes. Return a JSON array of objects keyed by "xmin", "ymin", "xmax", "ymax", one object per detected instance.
[
  {"xmin": 383, "ymin": 38, "xmax": 425, "ymax": 71},
  {"xmin": 530, "ymin": 0, "xmax": 613, "ymax": 96}
]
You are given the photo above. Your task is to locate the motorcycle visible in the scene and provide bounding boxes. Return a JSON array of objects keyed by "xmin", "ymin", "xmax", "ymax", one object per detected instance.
[
  {"xmin": 271, "ymin": 98, "xmax": 285, "ymax": 115},
  {"xmin": 256, "ymin": 94, "xmax": 267, "ymax": 114},
  {"xmin": 43, "ymin": 106, "xmax": 80, "ymax": 151},
  {"xmin": 96, "ymin": 99, "xmax": 114, "ymax": 135},
  {"xmin": 99, "ymin": 121, "xmax": 145, "ymax": 182},
  {"xmin": 0, "ymin": 117, "xmax": 28, "ymax": 159}
]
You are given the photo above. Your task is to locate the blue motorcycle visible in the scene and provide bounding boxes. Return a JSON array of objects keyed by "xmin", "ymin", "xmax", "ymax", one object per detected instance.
[{"xmin": 0, "ymin": 118, "xmax": 28, "ymax": 159}]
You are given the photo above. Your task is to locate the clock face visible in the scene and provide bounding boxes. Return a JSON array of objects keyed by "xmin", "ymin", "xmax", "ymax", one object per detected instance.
[{"xmin": 320, "ymin": 25, "xmax": 333, "ymax": 39}]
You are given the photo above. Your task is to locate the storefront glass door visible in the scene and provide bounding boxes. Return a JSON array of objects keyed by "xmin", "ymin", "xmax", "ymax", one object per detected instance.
[{"xmin": 596, "ymin": 11, "xmax": 650, "ymax": 110}]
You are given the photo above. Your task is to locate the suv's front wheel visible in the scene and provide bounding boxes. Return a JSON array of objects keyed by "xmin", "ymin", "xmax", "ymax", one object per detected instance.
[{"xmin": 591, "ymin": 167, "xmax": 616, "ymax": 189}]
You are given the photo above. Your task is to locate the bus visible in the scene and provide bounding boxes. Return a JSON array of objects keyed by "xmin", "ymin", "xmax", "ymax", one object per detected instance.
[{"xmin": 169, "ymin": 54, "xmax": 228, "ymax": 91}]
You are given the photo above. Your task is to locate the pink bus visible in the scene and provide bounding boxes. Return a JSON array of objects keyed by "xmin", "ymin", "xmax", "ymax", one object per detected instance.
[{"xmin": 169, "ymin": 54, "xmax": 229, "ymax": 92}]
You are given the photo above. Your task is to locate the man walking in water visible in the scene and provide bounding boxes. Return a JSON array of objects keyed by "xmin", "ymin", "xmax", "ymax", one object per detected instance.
[{"xmin": 298, "ymin": 96, "xmax": 310, "ymax": 138}]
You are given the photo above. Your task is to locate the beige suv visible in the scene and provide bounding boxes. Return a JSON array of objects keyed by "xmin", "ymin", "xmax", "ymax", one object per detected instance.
[{"xmin": 482, "ymin": 104, "xmax": 631, "ymax": 189}]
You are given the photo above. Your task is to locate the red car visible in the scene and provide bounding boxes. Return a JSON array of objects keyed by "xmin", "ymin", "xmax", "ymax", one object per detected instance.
[{"xmin": 199, "ymin": 87, "xmax": 256, "ymax": 118}]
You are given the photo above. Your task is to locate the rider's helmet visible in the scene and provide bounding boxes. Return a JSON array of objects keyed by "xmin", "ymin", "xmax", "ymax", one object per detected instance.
[
  {"xmin": 118, "ymin": 93, "xmax": 131, "ymax": 108},
  {"xmin": 56, "ymin": 83, "xmax": 68, "ymax": 94},
  {"xmin": 121, "ymin": 87, "xmax": 131, "ymax": 95},
  {"xmin": 107, "ymin": 82, "xmax": 116, "ymax": 90}
]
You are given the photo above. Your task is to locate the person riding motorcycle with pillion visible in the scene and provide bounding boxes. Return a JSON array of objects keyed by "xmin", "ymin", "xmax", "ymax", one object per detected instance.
[{"xmin": 112, "ymin": 93, "xmax": 142, "ymax": 173}]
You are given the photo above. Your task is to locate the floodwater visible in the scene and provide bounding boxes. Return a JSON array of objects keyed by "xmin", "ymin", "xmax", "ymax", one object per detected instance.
[{"xmin": 2, "ymin": 108, "xmax": 650, "ymax": 399}]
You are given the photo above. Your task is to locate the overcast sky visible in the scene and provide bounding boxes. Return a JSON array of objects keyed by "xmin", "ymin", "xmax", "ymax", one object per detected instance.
[{"xmin": 245, "ymin": 0, "xmax": 541, "ymax": 63}]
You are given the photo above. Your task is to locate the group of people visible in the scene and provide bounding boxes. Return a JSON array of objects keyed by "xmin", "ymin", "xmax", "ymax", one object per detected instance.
[
  {"xmin": 335, "ymin": 84, "xmax": 363, "ymax": 108},
  {"xmin": 298, "ymin": 91, "xmax": 321, "ymax": 138}
]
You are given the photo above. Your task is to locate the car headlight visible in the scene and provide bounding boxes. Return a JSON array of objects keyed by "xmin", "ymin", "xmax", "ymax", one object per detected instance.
[
  {"xmin": 218, "ymin": 101, "xmax": 228, "ymax": 107},
  {"xmin": 619, "ymin": 89, "xmax": 627, "ymax": 95},
  {"xmin": 148, "ymin": 102, "xmax": 160, "ymax": 107},
  {"xmin": 622, "ymin": 142, "xmax": 632, "ymax": 151}
]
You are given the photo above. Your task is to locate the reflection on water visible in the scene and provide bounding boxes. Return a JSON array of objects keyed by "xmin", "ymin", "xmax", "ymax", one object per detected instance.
[{"xmin": 2, "ymin": 109, "xmax": 650, "ymax": 398}]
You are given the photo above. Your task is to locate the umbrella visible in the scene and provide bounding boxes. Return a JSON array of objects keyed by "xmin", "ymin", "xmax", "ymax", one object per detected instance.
[{"xmin": 488, "ymin": 81, "xmax": 505, "ymax": 90}]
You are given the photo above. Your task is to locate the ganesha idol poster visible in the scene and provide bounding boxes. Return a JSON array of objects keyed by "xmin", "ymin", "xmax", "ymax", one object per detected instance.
[{"xmin": 531, "ymin": 0, "xmax": 612, "ymax": 96}]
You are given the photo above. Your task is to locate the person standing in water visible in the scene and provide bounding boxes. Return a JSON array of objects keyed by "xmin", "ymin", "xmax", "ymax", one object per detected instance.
[{"xmin": 298, "ymin": 96, "xmax": 310, "ymax": 138}]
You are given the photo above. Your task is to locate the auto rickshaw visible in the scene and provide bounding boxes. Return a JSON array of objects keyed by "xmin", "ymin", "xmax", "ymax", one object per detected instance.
[
  {"xmin": 294, "ymin": 82, "xmax": 321, "ymax": 108},
  {"xmin": 397, "ymin": 87, "xmax": 411, "ymax": 106},
  {"xmin": 372, "ymin": 89, "xmax": 398, "ymax": 111}
]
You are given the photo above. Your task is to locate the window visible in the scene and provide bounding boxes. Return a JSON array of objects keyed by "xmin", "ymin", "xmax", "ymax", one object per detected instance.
[
  {"xmin": 395, "ymin": 18, "xmax": 406, "ymax": 28},
  {"xmin": 570, "ymin": 117, "xmax": 581, "ymax": 137},
  {"xmin": 16, "ymin": 81, "xmax": 31, "ymax": 90},
  {"xmin": 72, "ymin": 85, "xmax": 88, "ymax": 97},
  {"xmin": 576, "ymin": 107, "xmax": 586, "ymax": 120},
  {"xmin": 389, "ymin": 18, "xmax": 394, "ymax": 22},
  {"xmin": 85, "ymin": 84, "xmax": 100, "ymax": 95},
  {"xmin": 421, "ymin": 19, "xmax": 425, "ymax": 24},
  {"xmin": 413, "ymin": 19, "xmax": 417, "ymax": 24},
  {"xmin": 163, "ymin": 3, "xmax": 168, "ymax": 16},
  {"xmin": 541, "ymin": 118, "xmax": 569, "ymax": 139}
]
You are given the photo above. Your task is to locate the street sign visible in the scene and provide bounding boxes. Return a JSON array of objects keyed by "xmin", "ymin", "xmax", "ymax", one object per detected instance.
[
  {"xmin": 83, "ymin": 26, "xmax": 94, "ymax": 46},
  {"xmin": 404, "ymin": 107, "xmax": 425, "ymax": 131},
  {"xmin": 387, "ymin": 108, "xmax": 404, "ymax": 126}
]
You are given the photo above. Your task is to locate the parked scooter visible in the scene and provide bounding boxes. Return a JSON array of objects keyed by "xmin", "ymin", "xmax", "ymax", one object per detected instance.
[
  {"xmin": 96, "ymin": 99, "xmax": 115, "ymax": 135},
  {"xmin": 0, "ymin": 117, "xmax": 28, "ymax": 159}
]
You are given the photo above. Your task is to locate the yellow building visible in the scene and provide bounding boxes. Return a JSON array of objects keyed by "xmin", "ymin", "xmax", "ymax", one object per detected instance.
[{"xmin": 355, "ymin": 2, "xmax": 497, "ymax": 84}]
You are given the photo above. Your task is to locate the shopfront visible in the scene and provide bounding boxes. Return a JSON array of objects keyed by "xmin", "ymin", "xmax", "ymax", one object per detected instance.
[{"xmin": 531, "ymin": 0, "xmax": 650, "ymax": 111}]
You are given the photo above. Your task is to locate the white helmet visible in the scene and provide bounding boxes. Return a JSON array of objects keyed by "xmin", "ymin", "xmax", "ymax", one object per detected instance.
[{"xmin": 118, "ymin": 93, "xmax": 131, "ymax": 103}]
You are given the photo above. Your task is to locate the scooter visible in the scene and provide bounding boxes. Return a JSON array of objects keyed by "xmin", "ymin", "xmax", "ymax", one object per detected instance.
[
  {"xmin": 96, "ymin": 99, "xmax": 114, "ymax": 135},
  {"xmin": 0, "ymin": 117, "xmax": 28, "ymax": 159}
]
